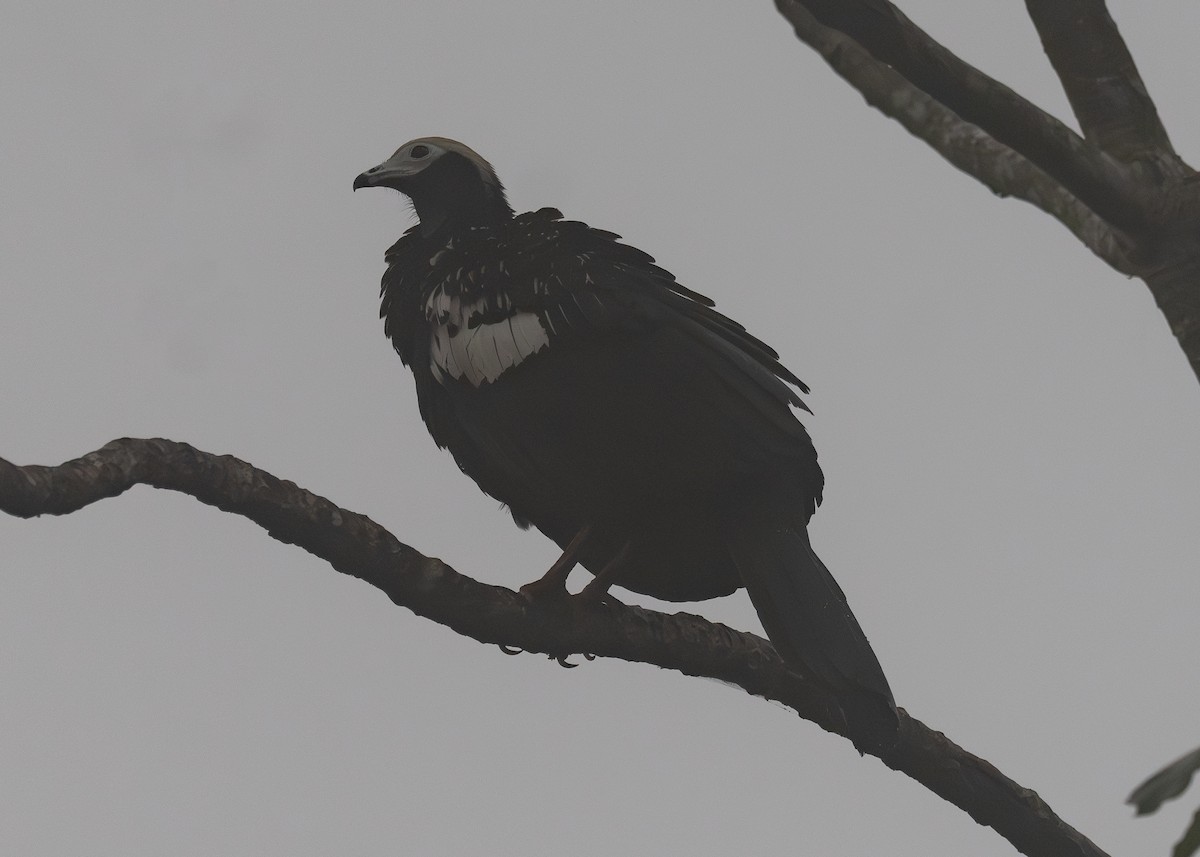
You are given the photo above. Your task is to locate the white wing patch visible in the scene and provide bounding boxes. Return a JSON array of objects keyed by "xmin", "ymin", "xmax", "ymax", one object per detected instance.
[{"xmin": 426, "ymin": 290, "xmax": 550, "ymax": 386}]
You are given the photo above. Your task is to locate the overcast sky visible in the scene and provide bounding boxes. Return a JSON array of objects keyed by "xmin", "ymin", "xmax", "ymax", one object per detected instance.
[{"xmin": 4, "ymin": 2, "xmax": 1200, "ymax": 855}]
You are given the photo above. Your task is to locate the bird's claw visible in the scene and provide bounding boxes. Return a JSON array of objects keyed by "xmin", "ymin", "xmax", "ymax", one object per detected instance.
[
  {"xmin": 500, "ymin": 646, "xmax": 591, "ymax": 666},
  {"xmin": 551, "ymin": 652, "xmax": 596, "ymax": 668}
]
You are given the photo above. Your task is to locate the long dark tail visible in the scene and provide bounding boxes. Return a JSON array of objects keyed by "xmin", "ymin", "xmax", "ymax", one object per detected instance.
[{"xmin": 725, "ymin": 504, "xmax": 898, "ymax": 749}]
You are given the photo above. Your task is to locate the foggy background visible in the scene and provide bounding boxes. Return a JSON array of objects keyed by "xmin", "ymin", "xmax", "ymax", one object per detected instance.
[{"xmin": 3, "ymin": 1, "xmax": 1199, "ymax": 854}]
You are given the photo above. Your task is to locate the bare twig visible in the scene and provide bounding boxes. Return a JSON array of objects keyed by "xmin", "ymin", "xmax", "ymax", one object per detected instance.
[{"xmin": 1, "ymin": 438, "xmax": 1111, "ymax": 857}]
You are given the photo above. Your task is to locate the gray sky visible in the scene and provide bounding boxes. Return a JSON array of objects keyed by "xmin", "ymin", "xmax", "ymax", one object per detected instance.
[{"xmin": 4, "ymin": 1, "xmax": 1199, "ymax": 854}]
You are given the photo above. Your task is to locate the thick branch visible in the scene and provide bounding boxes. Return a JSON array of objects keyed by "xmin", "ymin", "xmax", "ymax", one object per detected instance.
[
  {"xmin": 774, "ymin": 0, "xmax": 1154, "ymax": 233},
  {"xmin": 774, "ymin": 1, "xmax": 1136, "ymax": 275},
  {"xmin": 1024, "ymin": 0, "xmax": 1177, "ymax": 166},
  {"xmin": 1, "ymin": 438, "xmax": 1109, "ymax": 857}
]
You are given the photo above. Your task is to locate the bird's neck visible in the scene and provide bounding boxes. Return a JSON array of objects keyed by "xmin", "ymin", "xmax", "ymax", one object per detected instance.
[
  {"xmin": 408, "ymin": 158, "xmax": 514, "ymax": 238},
  {"xmin": 412, "ymin": 191, "xmax": 513, "ymax": 239}
]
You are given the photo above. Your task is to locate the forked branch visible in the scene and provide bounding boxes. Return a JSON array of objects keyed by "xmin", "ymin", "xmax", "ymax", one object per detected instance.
[
  {"xmin": 773, "ymin": 0, "xmax": 1200, "ymax": 384},
  {"xmin": 773, "ymin": 0, "xmax": 1155, "ymax": 233},
  {"xmin": 774, "ymin": 1, "xmax": 1136, "ymax": 274},
  {"xmin": 1025, "ymin": 0, "xmax": 1177, "ymax": 166}
]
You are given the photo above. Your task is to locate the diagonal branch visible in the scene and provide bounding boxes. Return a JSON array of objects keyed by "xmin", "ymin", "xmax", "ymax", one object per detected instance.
[
  {"xmin": 773, "ymin": 0, "xmax": 1156, "ymax": 234},
  {"xmin": 1, "ymin": 438, "xmax": 1110, "ymax": 857},
  {"xmin": 774, "ymin": 1, "xmax": 1136, "ymax": 275},
  {"xmin": 1024, "ymin": 0, "xmax": 1178, "ymax": 166}
]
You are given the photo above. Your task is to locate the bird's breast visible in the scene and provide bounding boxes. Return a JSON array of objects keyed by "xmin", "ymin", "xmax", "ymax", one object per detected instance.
[{"xmin": 423, "ymin": 283, "xmax": 550, "ymax": 386}]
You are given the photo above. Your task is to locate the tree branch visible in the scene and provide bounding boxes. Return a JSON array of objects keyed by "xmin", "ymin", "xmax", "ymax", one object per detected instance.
[
  {"xmin": 1, "ymin": 438, "xmax": 1110, "ymax": 857},
  {"xmin": 1024, "ymin": 0, "xmax": 1179, "ymax": 168},
  {"xmin": 774, "ymin": 1, "xmax": 1137, "ymax": 275},
  {"xmin": 774, "ymin": 0, "xmax": 1200, "ymax": 385},
  {"xmin": 773, "ymin": 0, "xmax": 1155, "ymax": 234}
]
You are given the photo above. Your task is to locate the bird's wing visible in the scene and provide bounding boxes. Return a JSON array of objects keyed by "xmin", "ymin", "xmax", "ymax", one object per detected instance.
[{"xmin": 439, "ymin": 208, "xmax": 813, "ymax": 410}]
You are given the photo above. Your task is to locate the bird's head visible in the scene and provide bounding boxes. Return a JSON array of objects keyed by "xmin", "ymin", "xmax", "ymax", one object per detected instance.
[{"xmin": 354, "ymin": 137, "xmax": 513, "ymax": 237}]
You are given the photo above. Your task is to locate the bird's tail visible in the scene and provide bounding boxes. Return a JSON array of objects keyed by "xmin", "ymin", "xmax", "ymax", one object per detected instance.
[{"xmin": 725, "ymin": 503, "xmax": 898, "ymax": 750}]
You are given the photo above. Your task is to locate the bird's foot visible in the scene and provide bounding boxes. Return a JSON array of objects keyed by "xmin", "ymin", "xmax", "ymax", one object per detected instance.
[
  {"xmin": 573, "ymin": 575, "xmax": 612, "ymax": 608},
  {"xmin": 520, "ymin": 525, "xmax": 594, "ymax": 602},
  {"xmin": 519, "ymin": 573, "xmax": 571, "ymax": 602},
  {"xmin": 571, "ymin": 542, "xmax": 632, "ymax": 608}
]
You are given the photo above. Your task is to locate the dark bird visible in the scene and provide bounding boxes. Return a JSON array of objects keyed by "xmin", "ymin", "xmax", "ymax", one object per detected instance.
[{"xmin": 355, "ymin": 137, "xmax": 897, "ymax": 744}]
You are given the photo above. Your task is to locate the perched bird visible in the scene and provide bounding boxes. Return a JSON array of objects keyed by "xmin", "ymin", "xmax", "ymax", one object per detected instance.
[{"xmin": 355, "ymin": 137, "xmax": 897, "ymax": 743}]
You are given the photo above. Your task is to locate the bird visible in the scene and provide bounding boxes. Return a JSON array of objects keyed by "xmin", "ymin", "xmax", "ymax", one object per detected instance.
[{"xmin": 354, "ymin": 137, "xmax": 897, "ymax": 745}]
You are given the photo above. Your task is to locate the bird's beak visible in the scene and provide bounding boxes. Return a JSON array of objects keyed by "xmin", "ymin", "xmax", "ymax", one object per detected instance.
[
  {"xmin": 352, "ymin": 169, "xmax": 377, "ymax": 191},
  {"xmin": 353, "ymin": 153, "xmax": 418, "ymax": 191}
]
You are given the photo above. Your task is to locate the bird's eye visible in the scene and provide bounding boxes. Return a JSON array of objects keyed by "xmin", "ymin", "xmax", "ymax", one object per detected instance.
[{"xmin": 410, "ymin": 144, "xmax": 430, "ymax": 159}]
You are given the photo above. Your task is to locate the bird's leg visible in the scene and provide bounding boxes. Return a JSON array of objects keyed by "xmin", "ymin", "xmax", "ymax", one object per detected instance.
[
  {"xmin": 519, "ymin": 523, "xmax": 594, "ymax": 600},
  {"xmin": 575, "ymin": 541, "xmax": 632, "ymax": 606}
]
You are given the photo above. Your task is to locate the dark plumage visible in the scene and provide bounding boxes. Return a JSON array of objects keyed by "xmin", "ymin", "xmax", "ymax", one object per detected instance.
[{"xmin": 355, "ymin": 137, "xmax": 897, "ymax": 743}]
